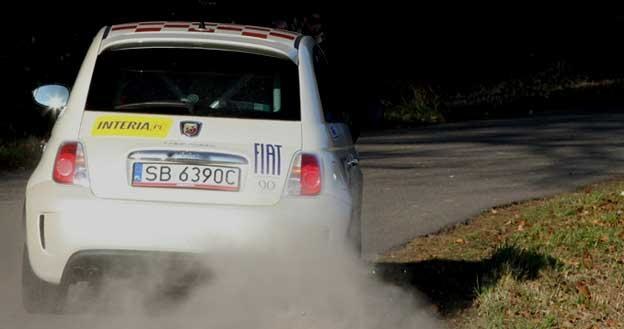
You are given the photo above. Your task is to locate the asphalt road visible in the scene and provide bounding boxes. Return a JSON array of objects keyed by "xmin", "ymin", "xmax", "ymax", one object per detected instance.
[
  {"xmin": 2, "ymin": 113, "xmax": 624, "ymax": 324},
  {"xmin": 359, "ymin": 113, "xmax": 624, "ymax": 256}
]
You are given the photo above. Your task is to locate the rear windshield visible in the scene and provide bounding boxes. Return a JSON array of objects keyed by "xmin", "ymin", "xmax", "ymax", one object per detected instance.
[{"xmin": 86, "ymin": 48, "xmax": 300, "ymax": 121}]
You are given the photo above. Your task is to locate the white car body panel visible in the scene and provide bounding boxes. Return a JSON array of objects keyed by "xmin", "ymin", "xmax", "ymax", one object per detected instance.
[{"xmin": 25, "ymin": 23, "xmax": 362, "ymax": 284}]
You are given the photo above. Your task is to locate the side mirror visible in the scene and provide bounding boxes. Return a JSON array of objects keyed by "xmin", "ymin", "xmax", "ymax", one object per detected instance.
[{"xmin": 32, "ymin": 85, "xmax": 69, "ymax": 110}]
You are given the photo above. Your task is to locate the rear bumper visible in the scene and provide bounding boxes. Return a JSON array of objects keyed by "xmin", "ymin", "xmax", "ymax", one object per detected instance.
[
  {"xmin": 26, "ymin": 182, "xmax": 352, "ymax": 284},
  {"xmin": 60, "ymin": 250, "xmax": 209, "ymax": 289}
]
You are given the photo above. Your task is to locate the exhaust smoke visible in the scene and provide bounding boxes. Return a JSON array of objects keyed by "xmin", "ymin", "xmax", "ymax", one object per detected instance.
[{"xmin": 23, "ymin": 226, "xmax": 444, "ymax": 329}]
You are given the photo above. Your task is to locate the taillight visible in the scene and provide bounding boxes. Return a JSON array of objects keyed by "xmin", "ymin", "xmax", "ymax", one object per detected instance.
[
  {"xmin": 286, "ymin": 153, "xmax": 321, "ymax": 196},
  {"xmin": 53, "ymin": 142, "xmax": 89, "ymax": 186}
]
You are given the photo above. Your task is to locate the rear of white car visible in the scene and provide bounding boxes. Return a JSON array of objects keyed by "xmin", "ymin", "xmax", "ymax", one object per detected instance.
[{"xmin": 23, "ymin": 22, "xmax": 362, "ymax": 313}]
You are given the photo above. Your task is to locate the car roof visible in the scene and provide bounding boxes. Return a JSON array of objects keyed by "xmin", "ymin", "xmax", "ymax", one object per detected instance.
[{"xmin": 100, "ymin": 22, "xmax": 304, "ymax": 61}]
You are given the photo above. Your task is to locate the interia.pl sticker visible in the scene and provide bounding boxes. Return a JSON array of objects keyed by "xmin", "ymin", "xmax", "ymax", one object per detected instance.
[{"xmin": 91, "ymin": 115, "xmax": 173, "ymax": 138}]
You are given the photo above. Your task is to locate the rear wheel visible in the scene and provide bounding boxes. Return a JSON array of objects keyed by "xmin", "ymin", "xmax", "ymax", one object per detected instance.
[{"xmin": 22, "ymin": 246, "xmax": 66, "ymax": 314}]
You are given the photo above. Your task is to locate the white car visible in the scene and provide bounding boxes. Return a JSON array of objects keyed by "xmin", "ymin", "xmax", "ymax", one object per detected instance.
[{"xmin": 24, "ymin": 21, "xmax": 363, "ymax": 313}]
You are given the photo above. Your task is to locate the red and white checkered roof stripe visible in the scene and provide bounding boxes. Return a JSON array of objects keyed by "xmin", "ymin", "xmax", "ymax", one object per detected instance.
[{"xmin": 107, "ymin": 22, "xmax": 301, "ymax": 45}]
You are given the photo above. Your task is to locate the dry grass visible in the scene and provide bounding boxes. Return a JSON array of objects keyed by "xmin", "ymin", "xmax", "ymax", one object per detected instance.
[{"xmin": 378, "ymin": 179, "xmax": 624, "ymax": 328}]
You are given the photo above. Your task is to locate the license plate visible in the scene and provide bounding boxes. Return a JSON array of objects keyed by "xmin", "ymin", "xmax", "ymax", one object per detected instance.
[{"xmin": 132, "ymin": 163, "xmax": 240, "ymax": 191}]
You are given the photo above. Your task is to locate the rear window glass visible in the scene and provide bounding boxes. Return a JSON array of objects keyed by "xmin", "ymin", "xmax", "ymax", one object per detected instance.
[{"xmin": 86, "ymin": 48, "xmax": 300, "ymax": 121}]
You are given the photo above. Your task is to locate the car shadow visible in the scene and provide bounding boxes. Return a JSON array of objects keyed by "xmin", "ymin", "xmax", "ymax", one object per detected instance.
[{"xmin": 373, "ymin": 246, "xmax": 558, "ymax": 316}]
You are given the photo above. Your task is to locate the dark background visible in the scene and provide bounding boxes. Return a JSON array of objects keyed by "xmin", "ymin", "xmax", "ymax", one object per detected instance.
[{"xmin": 2, "ymin": 2, "xmax": 624, "ymax": 139}]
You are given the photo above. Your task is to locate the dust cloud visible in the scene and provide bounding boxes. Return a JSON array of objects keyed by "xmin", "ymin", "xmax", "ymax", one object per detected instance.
[{"xmin": 53, "ymin": 227, "xmax": 443, "ymax": 329}]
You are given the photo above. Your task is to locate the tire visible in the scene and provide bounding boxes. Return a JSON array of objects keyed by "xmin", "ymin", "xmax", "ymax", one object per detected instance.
[{"xmin": 22, "ymin": 246, "xmax": 66, "ymax": 314}]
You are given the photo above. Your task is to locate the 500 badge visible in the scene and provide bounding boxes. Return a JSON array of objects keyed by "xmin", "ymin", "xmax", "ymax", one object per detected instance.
[{"xmin": 257, "ymin": 179, "xmax": 277, "ymax": 191}]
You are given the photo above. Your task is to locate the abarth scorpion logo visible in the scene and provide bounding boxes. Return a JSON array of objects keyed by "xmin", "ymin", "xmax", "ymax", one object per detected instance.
[{"xmin": 180, "ymin": 121, "xmax": 202, "ymax": 137}]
